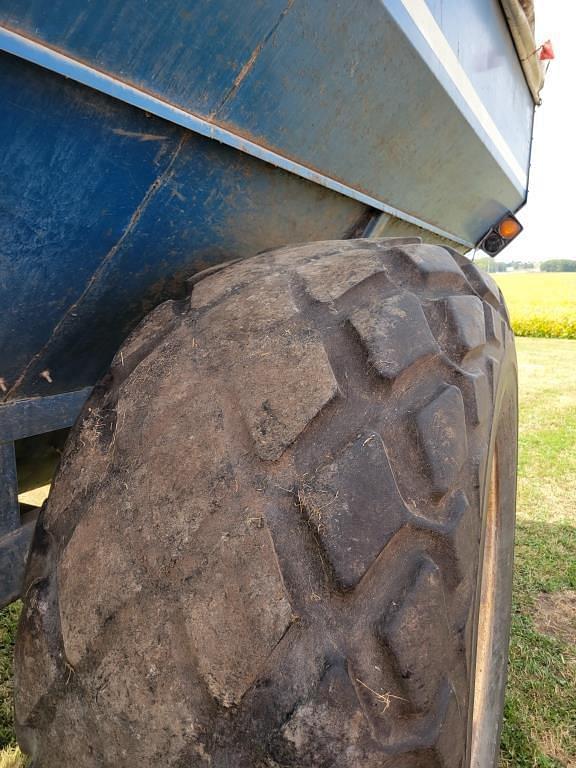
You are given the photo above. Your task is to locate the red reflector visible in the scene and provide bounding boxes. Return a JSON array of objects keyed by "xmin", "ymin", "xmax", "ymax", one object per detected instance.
[{"xmin": 539, "ymin": 40, "xmax": 555, "ymax": 60}]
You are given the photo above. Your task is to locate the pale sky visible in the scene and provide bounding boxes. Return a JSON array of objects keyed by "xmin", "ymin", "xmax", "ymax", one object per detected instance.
[{"xmin": 505, "ymin": 0, "xmax": 575, "ymax": 262}]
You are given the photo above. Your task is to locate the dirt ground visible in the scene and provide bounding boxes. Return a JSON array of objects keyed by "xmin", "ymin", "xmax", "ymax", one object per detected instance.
[{"xmin": 533, "ymin": 591, "xmax": 576, "ymax": 646}]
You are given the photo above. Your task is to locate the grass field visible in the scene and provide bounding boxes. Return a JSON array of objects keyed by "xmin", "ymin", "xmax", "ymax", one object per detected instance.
[
  {"xmin": 494, "ymin": 272, "xmax": 576, "ymax": 339},
  {"xmin": 0, "ymin": 337, "xmax": 574, "ymax": 766},
  {"xmin": 500, "ymin": 338, "xmax": 576, "ymax": 767}
]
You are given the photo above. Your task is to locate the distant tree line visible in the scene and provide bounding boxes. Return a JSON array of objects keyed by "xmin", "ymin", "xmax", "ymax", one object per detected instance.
[
  {"xmin": 540, "ymin": 259, "xmax": 576, "ymax": 272},
  {"xmin": 474, "ymin": 257, "xmax": 576, "ymax": 273},
  {"xmin": 474, "ymin": 258, "xmax": 534, "ymax": 273}
]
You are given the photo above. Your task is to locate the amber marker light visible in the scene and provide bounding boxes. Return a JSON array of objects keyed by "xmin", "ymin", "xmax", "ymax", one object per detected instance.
[
  {"xmin": 479, "ymin": 212, "xmax": 523, "ymax": 256},
  {"xmin": 498, "ymin": 217, "xmax": 522, "ymax": 240}
]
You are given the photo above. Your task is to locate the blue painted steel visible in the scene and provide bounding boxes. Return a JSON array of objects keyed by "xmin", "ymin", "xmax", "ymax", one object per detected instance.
[
  {"xmin": 0, "ymin": 0, "xmax": 533, "ymax": 243},
  {"xmin": 0, "ymin": 0, "xmax": 535, "ymax": 406},
  {"xmin": 0, "ymin": 442, "xmax": 18, "ymax": 536},
  {"xmin": 0, "ymin": 25, "xmax": 471, "ymax": 247},
  {"xmin": 0, "ymin": 519, "xmax": 37, "ymax": 608},
  {"xmin": 390, "ymin": 0, "xmax": 533, "ymax": 178},
  {"xmin": 0, "ymin": 386, "xmax": 91, "ymax": 544},
  {"xmin": 0, "ymin": 0, "xmax": 292, "ymax": 115},
  {"xmin": 0, "ymin": 53, "xmax": 366, "ymax": 401},
  {"xmin": 218, "ymin": 0, "xmax": 530, "ymax": 209},
  {"xmin": 423, "ymin": 0, "xmax": 534, "ymax": 166},
  {"xmin": 0, "ymin": 388, "xmax": 92, "ymax": 443}
]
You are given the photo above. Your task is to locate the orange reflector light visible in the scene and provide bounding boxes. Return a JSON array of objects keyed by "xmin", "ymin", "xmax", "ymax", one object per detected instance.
[
  {"xmin": 498, "ymin": 217, "xmax": 522, "ymax": 240},
  {"xmin": 479, "ymin": 212, "xmax": 523, "ymax": 256}
]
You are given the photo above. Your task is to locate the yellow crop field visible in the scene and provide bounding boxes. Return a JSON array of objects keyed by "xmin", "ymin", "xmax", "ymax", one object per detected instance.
[{"xmin": 493, "ymin": 272, "xmax": 576, "ymax": 339}]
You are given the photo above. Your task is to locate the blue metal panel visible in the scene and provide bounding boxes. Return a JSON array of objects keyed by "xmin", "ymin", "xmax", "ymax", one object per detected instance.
[
  {"xmin": 0, "ymin": 55, "xmax": 366, "ymax": 401},
  {"xmin": 0, "ymin": 0, "xmax": 533, "ymax": 245},
  {"xmin": 0, "ymin": 442, "xmax": 18, "ymax": 536},
  {"xmin": 0, "ymin": 0, "xmax": 290, "ymax": 114},
  {"xmin": 0, "ymin": 388, "xmax": 92, "ymax": 443},
  {"xmin": 0, "ymin": 25, "xmax": 471, "ymax": 247},
  {"xmin": 422, "ymin": 0, "xmax": 534, "ymax": 168},
  {"xmin": 0, "ymin": 52, "xmax": 183, "ymax": 389},
  {"xmin": 217, "ymin": 0, "xmax": 527, "ymax": 240},
  {"xmin": 382, "ymin": 0, "xmax": 531, "ymax": 188}
]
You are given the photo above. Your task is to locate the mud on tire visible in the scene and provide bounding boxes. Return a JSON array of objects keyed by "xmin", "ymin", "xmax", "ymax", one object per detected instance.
[{"xmin": 15, "ymin": 239, "xmax": 517, "ymax": 768}]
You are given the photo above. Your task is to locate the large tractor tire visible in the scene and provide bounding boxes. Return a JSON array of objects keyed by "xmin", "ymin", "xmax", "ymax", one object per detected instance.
[{"xmin": 15, "ymin": 240, "xmax": 517, "ymax": 768}]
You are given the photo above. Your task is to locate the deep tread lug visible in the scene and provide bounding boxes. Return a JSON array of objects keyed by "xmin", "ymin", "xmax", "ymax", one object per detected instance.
[
  {"xmin": 484, "ymin": 303, "xmax": 504, "ymax": 346},
  {"xmin": 442, "ymin": 295, "xmax": 486, "ymax": 354},
  {"xmin": 348, "ymin": 292, "xmax": 440, "ymax": 379},
  {"xmin": 400, "ymin": 245, "xmax": 469, "ymax": 289},
  {"xmin": 299, "ymin": 432, "xmax": 408, "ymax": 588},
  {"xmin": 415, "ymin": 385, "xmax": 468, "ymax": 496}
]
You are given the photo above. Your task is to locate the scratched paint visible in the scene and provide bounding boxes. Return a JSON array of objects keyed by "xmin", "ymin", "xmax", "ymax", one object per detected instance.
[
  {"xmin": 0, "ymin": 55, "xmax": 366, "ymax": 401},
  {"xmin": 0, "ymin": 0, "xmax": 290, "ymax": 114},
  {"xmin": 0, "ymin": 52, "xmax": 183, "ymax": 391},
  {"xmin": 0, "ymin": 0, "xmax": 535, "ymax": 407},
  {"xmin": 217, "ymin": 0, "xmax": 530, "ymax": 229},
  {"xmin": 0, "ymin": 0, "xmax": 533, "ymax": 243}
]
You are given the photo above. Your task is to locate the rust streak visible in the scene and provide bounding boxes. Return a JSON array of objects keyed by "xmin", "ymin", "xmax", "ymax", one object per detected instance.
[
  {"xmin": 4, "ymin": 135, "xmax": 187, "ymax": 401},
  {"xmin": 212, "ymin": 0, "xmax": 296, "ymax": 118},
  {"xmin": 111, "ymin": 128, "xmax": 169, "ymax": 142}
]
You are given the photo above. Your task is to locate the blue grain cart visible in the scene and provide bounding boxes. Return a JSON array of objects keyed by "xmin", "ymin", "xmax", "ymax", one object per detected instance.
[{"xmin": 0, "ymin": 2, "xmax": 542, "ymax": 766}]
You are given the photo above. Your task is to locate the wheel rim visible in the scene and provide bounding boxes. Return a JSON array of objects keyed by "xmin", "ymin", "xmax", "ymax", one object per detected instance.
[{"xmin": 470, "ymin": 449, "xmax": 501, "ymax": 767}]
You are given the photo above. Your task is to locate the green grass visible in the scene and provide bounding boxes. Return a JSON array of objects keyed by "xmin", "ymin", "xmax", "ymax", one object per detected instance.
[
  {"xmin": 500, "ymin": 338, "xmax": 576, "ymax": 767},
  {"xmin": 0, "ymin": 605, "xmax": 19, "ymax": 753},
  {"xmin": 0, "ymin": 338, "xmax": 574, "ymax": 767},
  {"xmin": 494, "ymin": 273, "xmax": 576, "ymax": 339}
]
